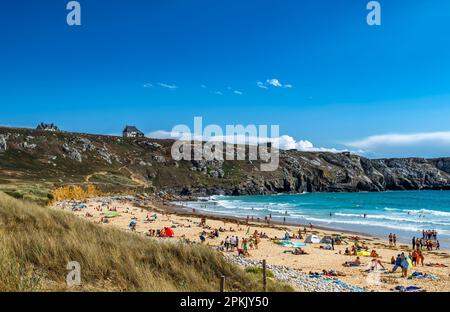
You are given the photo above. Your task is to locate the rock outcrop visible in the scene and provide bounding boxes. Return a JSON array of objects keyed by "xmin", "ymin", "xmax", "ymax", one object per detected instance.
[
  {"xmin": 0, "ymin": 135, "xmax": 6, "ymax": 152},
  {"xmin": 1, "ymin": 126, "xmax": 450, "ymax": 196}
]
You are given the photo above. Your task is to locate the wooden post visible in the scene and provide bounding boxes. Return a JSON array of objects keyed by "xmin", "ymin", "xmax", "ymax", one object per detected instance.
[
  {"xmin": 262, "ymin": 259, "xmax": 267, "ymax": 292},
  {"xmin": 220, "ymin": 275, "xmax": 225, "ymax": 292}
]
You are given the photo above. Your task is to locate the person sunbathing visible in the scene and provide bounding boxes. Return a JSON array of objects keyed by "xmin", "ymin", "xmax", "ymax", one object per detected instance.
[
  {"xmin": 426, "ymin": 262, "xmax": 448, "ymax": 268},
  {"xmin": 343, "ymin": 257, "xmax": 362, "ymax": 267},
  {"xmin": 322, "ymin": 269, "xmax": 346, "ymax": 277},
  {"xmin": 344, "ymin": 248, "xmax": 351, "ymax": 256},
  {"xmin": 293, "ymin": 247, "xmax": 309, "ymax": 255}
]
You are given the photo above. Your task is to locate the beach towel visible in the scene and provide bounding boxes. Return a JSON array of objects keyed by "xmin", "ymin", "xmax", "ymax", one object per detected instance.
[
  {"xmin": 356, "ymin": 251, "xmax": 370, "ymax": 257},
  {"xmin": 395, "ymin": 286, "xmax": 424, "ymax": 292},
  {"xmin": 104, "ymin": 211, "xmax": 120, "ymax": 218},
  {"xmin": 408, "ymin": 272, "xmax": 439, "ymax": 281},
  {"xmin": 277, "ymin": 241, "xmax": 306, "ymax": 248}
]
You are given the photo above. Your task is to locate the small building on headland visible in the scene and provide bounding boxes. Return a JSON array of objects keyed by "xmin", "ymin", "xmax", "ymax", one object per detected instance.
[
  {"xmin": 36, "ymin": 123, "xmax": 60, "ymax": 132},
  {"xmin": 123, "ymin": 125, "xmax": 144, "ymax": 138}
]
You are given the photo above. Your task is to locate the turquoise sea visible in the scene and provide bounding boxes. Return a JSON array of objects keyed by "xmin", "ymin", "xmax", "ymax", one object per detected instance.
[{"xmin": 180, "ymin": 191, "xmax": 450, "ymax": 249}]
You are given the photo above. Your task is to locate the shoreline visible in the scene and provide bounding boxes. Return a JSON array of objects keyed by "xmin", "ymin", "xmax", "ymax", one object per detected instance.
[
  {"xmin": 172, "ymin": 191, "xmax": 450, "ymax": 250},
  {"xmin": 166, "ymin": 200, "xmax": 379, "ymax": 242}
]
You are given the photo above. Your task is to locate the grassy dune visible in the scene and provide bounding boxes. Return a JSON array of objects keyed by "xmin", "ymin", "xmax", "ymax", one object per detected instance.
[{"xmin": 0, "ymin": 192, "xmax": 292, "ymax": 292}]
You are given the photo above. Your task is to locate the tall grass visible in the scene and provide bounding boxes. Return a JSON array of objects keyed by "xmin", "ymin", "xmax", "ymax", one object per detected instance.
[{"xmin": 0, "ymin": 192, "xmax": 292, "ymax": 292}]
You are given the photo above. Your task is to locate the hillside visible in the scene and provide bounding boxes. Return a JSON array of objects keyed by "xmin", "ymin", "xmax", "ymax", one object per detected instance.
[
  {"xmin": 0, "ymin": 192, "xmax": 291, "ymax": 291},
  {"xmin": 1, "ymin": 126, "xmax": 450, "ymax": 204}
]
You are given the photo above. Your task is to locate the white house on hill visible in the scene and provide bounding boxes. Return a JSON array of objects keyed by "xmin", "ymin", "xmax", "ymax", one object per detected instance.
[{"xmin": 123, "ymin": 125, "xmax": 144, "ymax": 138}]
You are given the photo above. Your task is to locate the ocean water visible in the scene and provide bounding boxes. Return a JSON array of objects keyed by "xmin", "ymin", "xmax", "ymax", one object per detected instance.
[{"xmin": 178, "ymin": 191, "xmax": 450, "ymax": 249}]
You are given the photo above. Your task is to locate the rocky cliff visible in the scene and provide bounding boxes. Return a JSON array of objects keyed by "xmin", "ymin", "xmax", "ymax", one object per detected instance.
[{"xmin": 1, "ymin": 127, "xmax": 450, "ymax": 199}]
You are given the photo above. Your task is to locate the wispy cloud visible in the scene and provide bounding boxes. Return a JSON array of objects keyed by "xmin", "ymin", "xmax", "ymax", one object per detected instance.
[
  {"xmin": 256, "ymin": 81, "xmax": 268, "ymax": 89},
  {"xmin": 200, "ymin": 84, "xmax": 207, "ymax": 89},
  {"xmin": 158, "ymin": 82, "xmax": 177, "ymax": 89},
  {"xmin": 346, "ymin": 131, "xmax": 450, "ymax": 150},
  {"xmin": 344, "ymin": 131, "xmax": 450, "ymax": 158},
  {"xmin": 257, "ymin": 78, "xmax": 293, "ymax": 89},
  {"xmin": 143, "ymin": 83, "xmax": 153, "ymax": 88},
  {"xmin": 212, "ymin": 91, "xmax": 223, "ymax": 96},
  {"xmin": 233, "ymin": 90, "xmax": 243, "ymax": 95}
]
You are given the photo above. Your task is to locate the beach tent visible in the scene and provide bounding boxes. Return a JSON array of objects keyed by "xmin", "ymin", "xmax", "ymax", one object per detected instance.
[
  {"xmin": 320, "ymin": 236, "xmax": 333, "ymax": 244},
  {"xmin": 161, "ymin": 227, "xmax": 174, "ymax": 238},
  {"xmin": 304, "ymin": 235, "xmax": 321, "ymax": 244}
]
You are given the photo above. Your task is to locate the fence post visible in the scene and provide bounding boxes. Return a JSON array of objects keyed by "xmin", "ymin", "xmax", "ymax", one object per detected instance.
[
  {"xmin": 220, "ymin": 275, "xmax": 225, "ymax": 292},
  {"xmin": 262, "ymin": 259, "xmax": 267, "ymax": 292}
]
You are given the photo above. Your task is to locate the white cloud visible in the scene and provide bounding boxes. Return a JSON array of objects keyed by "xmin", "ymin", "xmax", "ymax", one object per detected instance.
[
  {"xmin": 344, "ymin": 131, "xmax": 450, "ymax": 158},
  {"xmin": 158, "ymin": 82, "xmax": 177, "ymax": 89},
  {"xmin": 212, "ymin": 91, "xmax": 223, "ymax": 96},
  {"xmin": 346, "ymin": 131, "xmax": 450, "ymax": 150},
  {"xmin": 146, "ymin": 130, "xmax": 345, "ymax": 154},
  {"xmin": 257, "ymin": 78, "xmax": 293, "ymax": 89},
  {"xmin": 146, "ymin": 130, "xmax": 184, "ymax": 139},
  {"xmin": 267, "ymin": 79, "xmax": 283, "ymax": 87},
  {"xmin": 143, "ymin": 83, "xmax": 153, "ymax": 88},
  {"xmin": 273, "ymin": 135, "xmax": 346, "ymax": 153},
  {"xmin": 233, "ymin": 90, "xmax": 243, "ymax": 95}
]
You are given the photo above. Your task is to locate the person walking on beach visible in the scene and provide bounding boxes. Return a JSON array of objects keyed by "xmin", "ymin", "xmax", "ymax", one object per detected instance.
[
  {"xmin": 225, "ymin": 236, "xmax": 230, "ymax": 251},
  {"xmin": 388, "ymin": 233, "xmax": 393, "ymax": 246},
  {"xmin": 230, "ymin": 236, "xmax": 236, "ymax": 252},
  {"xmin": 417, "ymin": 250, "xmax": 424, "ymax": 266},
  {"xmin": 391, "ymin": 254, "xmax": 402, "ymax": 273},
  {"xmin": 412, "ymin": 236, "xmax": 416, "ymax": 250},
  {"xmin": 393, "ymin": 234, "xmax": 397, "ymax": 246}
]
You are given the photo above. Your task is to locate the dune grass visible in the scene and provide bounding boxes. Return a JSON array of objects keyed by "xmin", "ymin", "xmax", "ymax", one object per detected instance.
[{"xmin": 0, "ymin": 192, "xmax": 292, "ymax": 292}]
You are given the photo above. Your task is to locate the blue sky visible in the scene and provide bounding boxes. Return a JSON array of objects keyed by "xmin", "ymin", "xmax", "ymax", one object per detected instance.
[{"xmin": 1, "ymin": 0, "xmax": 450, "ymax": 158}]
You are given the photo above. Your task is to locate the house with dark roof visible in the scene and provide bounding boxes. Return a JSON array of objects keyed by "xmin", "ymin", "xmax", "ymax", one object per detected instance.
[
  {"xmin": 36, "ymin": 122, "xmax": 60, "ymax": 132},
  {"xmin": 123, "ymin": 125, "xmax": 144, "ymax": 138}
]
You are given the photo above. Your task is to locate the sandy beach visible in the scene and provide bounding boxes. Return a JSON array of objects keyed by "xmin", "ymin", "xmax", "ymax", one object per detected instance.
[{"xmin": 53, "ymin": 196, "xmax": 450, "ymax": 292}]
